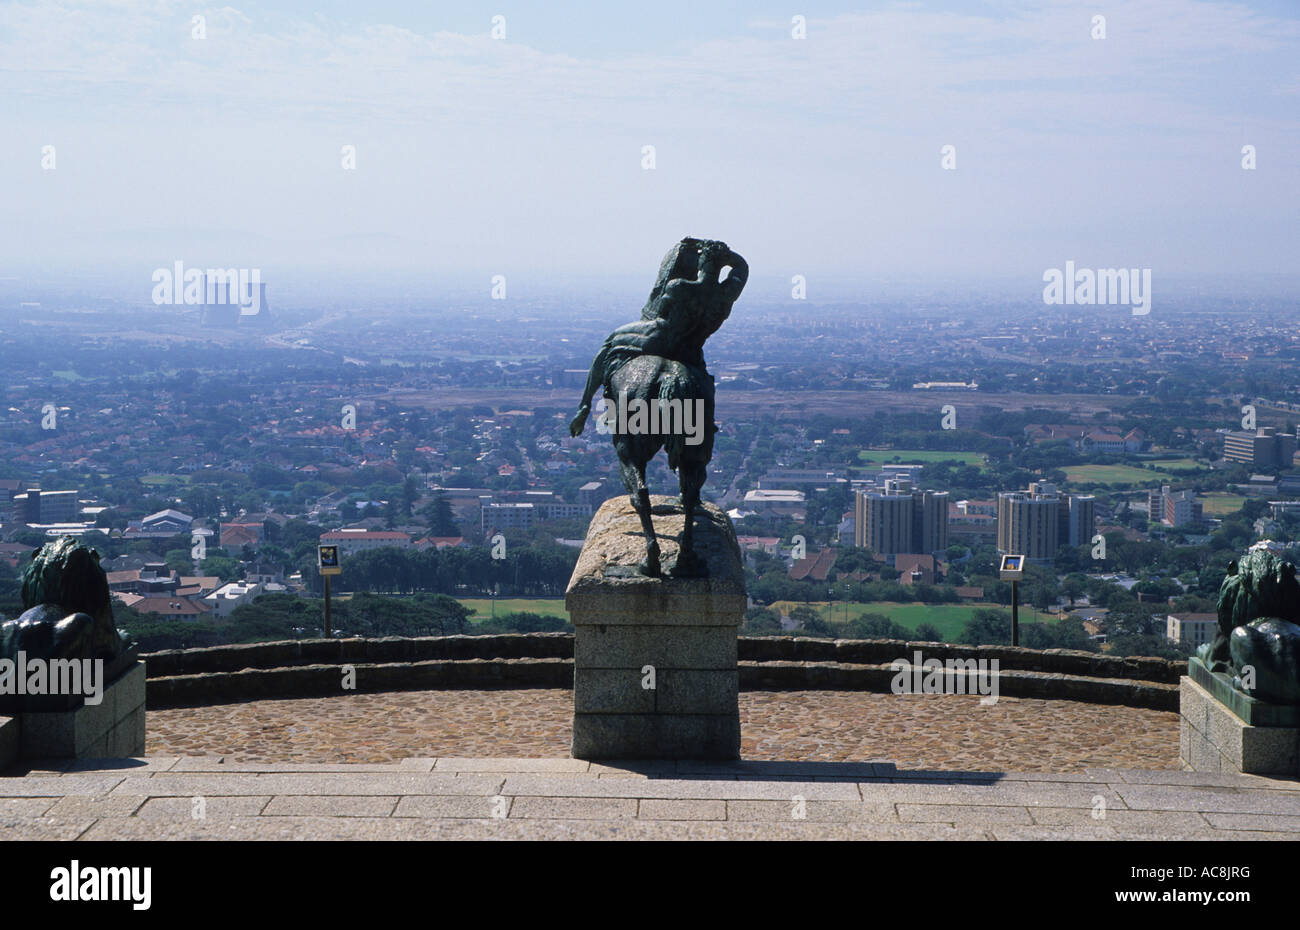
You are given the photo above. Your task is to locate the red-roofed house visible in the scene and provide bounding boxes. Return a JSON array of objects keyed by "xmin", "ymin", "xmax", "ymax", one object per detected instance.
[
  {"xmin": 789, "ymin": 548, "xmax": 837, "ymax": 582},
  {"xmin": 895, "ymin": 553, "xmax": 936, "ymax": 585},
  {"xmin": 414, "ymin": 536, "xmax": 466, "ymax": 550},
  {"xmin": 220, "ymin": 521, "xmax": 265, "ymax": 549},
  {"xmin": 115, "ymin": 593, "xmax": 212, "ymax": 619}
]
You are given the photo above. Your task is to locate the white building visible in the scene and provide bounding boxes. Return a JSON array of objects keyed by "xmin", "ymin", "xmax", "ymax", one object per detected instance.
[
  {"xmin": 1166, "ymin": 613, "xmax": 1217, "ymax": 648},
  {"xmin": 319, "ymin": 528, "xmax": 413, "ymax": 555},
  {"xmin": 204, "ymin": 581, "xmax": 264, "ymax": 619},
  {"xmin": 742, "ymin": 489, "xmax": 807, "ymax": 518}
]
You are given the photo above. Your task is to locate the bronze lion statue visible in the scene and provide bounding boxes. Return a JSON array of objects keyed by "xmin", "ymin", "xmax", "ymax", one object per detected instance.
[
  {"xmin": 1, "ymin": 536, "xmax": 130, "ymax": 666},
  {"xmin": 1198, "ymin": 548, "xmax": 1300, "ymax": 704}
]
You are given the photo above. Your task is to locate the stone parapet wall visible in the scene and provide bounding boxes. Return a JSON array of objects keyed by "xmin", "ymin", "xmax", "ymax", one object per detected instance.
[
  {"xmin": 744, "ymin": 637, "xmax": 1183, "ymax": 685},
  {"xmin": 740, "ymin": 662, "xmax": 1176, "ymax": 711},
  {"xmin": 143, "ymin": 633, "xmax": 575, "ymax": 677},
  {"xmin": 141, "ymin": 635, "xmax": 1180, "ymax": 711},
  {"xmin": 142, "ymin": 634, "xmax": 1182, "ymax": 683}
]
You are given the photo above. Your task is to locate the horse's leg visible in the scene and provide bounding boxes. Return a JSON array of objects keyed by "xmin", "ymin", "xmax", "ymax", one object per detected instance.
[
  {"xmin": 569, "ymin": 345, "xmax": 608, "ymax": 436},
  {"xmin": 671, "ymin": 376, "xmax": 714, "ymax": 578},
  {"xmin": 673, "ymin": 458, "xmax": 707, "ymax": 577},
  {"xmin": 617, "ymin": 452, "xmax": 660, "ymax": 576}
]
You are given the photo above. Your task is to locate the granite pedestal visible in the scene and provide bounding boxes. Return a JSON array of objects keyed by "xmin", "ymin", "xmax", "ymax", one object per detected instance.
[
  {"xmin": 1180, "ymin": 661, "xmax": 1299, "ymax": 776},
  {"xmin": 14, "ymin": 660, "xmax": 147, "ymax": 760},
  {"xmin": 0, "ymin": 715, "xmax": 17, "ymax": 770},
  {"xmin": 567, "ymin": 496, "xmax": 746, "ymax": 760}
]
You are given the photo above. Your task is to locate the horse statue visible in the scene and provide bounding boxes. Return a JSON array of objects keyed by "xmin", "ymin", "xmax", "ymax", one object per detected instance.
[{"xmin": 569, "ymin": 237, "xmax": 747, "ymax": 577}]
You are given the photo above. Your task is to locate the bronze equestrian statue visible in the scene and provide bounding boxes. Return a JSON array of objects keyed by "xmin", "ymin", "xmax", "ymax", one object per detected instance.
[{"xmin": 569, "ymin": 238, "xmax": 747, "ymax": 577}]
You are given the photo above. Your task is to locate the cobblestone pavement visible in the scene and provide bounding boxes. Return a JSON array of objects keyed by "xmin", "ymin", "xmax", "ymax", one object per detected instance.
[
  {"xmin": 142, "ymin": 690, "xmax": 1180, "ymax": 772},
  {"xmin": 3, "ymin": 757, "xmax": 1299, "ymax": 840}
]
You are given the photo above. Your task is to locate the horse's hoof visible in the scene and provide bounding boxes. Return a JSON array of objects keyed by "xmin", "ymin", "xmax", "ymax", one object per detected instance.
[{"xmin": 638, "ymin": 542, "xmax": 662, "ymax": 577}]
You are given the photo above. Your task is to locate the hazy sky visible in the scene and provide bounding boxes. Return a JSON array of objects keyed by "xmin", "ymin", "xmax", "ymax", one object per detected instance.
[{"xmin": 2, "ymin": 0, "xmax": 1297, "ymax": 286}]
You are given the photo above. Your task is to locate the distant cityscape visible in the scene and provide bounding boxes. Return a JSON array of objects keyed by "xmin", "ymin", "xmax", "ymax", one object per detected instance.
[{"xmin": 2, "ymin": 284, "xmax": 1299, "ymax": 657}]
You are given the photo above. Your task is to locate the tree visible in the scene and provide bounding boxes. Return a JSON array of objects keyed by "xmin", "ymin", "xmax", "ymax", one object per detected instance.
[
  {"xmin": 200, "ymin": 555, "xmax": 242, "ymax": 583},
  {"xmin": 844, "ymin": 613, "xmax": 912, "ymax": 640},
  {"xmin": 795, "ymin": 613, "xmax": 835, "ymax": 637},
  {"xmin": 9, "ymin": 529, "xmax": 47, "ymax": 549},
  {"xmin": 742, "ymin": 607, "xmax": 782, "ymax": 634},
  {"xmin": 958, "ymin": 608, "xmax": 1013, "ymax": 646},
  {"xmin": 1021, "ymin": 618, "xmax": 1096, "ymax": 651},
  {"xmin": 914, "ymin": 622, "xmax": 944, "ymax": 642},
  {"xmin": 401, "ymin": 475, "xmax": 420, "ymax": 517},
  {"xmin": 787, "ymin": 605, "xmax": 827, "ymax": 635},
  {"xmin": 420, "ymin": 493, "xmax": 459, "ymax": 536},
  {"xmin": 1062, "ymin": 574, "xmax": 1087, "ymax": 607},
  {"xmin": 164, "ymin": 548, "xmax": 194, "ymax": 574},
  {"xmin": 476, "ymin": 611, "xmax": 570, "ymax": 634}
]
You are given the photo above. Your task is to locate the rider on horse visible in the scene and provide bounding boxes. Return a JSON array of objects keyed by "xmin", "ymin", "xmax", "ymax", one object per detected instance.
[{"xmin": 569, "ymin": 237, "xmax": 748, "ymax": 438}]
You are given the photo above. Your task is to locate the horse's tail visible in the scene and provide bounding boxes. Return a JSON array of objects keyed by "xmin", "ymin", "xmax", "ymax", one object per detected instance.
[{"xmin": 658, "ymin": 364, "xmax": 694, "ymax": 472}]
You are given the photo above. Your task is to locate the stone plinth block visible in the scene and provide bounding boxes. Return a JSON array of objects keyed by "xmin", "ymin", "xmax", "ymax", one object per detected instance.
[
  {"xmin": 0, "ymin": 715, "xmax": 17, "ymax": 770},
  {"xmin": 1187, "ymin": 656, "xmax": 1300, "ymax": 727},
  {"xmin": 1179, "ymin": 676, "xmax": 1299, "ymax": 776},
  {"xmin": 567, "ymin": 496, "xmax": 745, "ymax": 760},
  {"xmin": 18, "ymin": 661, "xmax": 147, "ymax": 760}
]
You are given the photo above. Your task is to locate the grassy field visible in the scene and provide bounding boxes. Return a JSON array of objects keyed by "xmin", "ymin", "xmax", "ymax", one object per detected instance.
[
  {"xmin": 1061, "ymin": 460, "xmax": 1207, "ymax": 486},
  {"xmin": 1147, "ymin": 458, "xmax": 1204, "ymax": 472},
  {"xmin": 768, "ymin": 600, "xmax": 1048, "ymax": 642},
  {"xmin": 1200, "ymin": 492, "xmax": 1247, "ymax": 516},
  {"xmin": 857, "ymin": 449, "xmax": 986, "ymax": 466},
  {"xmin": 460, "ymin": 598, "xmax": 569, "ymax": 622}
]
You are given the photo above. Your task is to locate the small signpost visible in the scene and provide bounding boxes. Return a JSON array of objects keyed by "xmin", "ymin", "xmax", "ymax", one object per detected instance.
[
  {"xmin": 999, "ymin": 554, "xmax": 1024, "ymax": 646},
  {"xmin": 318, "ymin": 545, "xmax": 341, "ymax": 637}
]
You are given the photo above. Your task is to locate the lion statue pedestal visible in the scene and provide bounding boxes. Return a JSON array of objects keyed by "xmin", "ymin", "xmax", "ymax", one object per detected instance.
[
  {"xmin": 1180, "ymin": 547, "xmax": 1300, "ymax": 776},
  {"xmin": 0, "ymin": 537, "xmax": 144, "ymax": 764}
]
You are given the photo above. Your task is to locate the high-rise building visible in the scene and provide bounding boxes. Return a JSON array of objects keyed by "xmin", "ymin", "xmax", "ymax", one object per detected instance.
[
  {"xmin": 855, "ymin": 480, "xmax": 948, "ymax": 555},
  {"xmin": 914, "ymin": 489, "xmax": 949, "ymax": 553},
  {"xmin": 1147, "ymin": 485, "xmax": 1171, "ymax": 520},
  {"xmin": 1163, "ymin": 490, "xmax": 1202, "ymax": 528},
  {"xmin": 1065, "ymin": 494, "xmax": 1096, "ymax": 547},
  {"xmin": 1000, "ymin": 484, "xmax": 1097, "ymax": 560},
  {"xmin": 13, "ymin": 488, "xmax": 79, "ymax": 524},
  {"xmin": 997, "ymin": 488, "xmax": 1059, "ymax": 563},
  {"xmin": 1146, "ymin": 485, "xmax": 1203, "ymax": 528},
  {"xmin": 857, "ymin": 487, "xmax": 913, "ymax": 555},
  {"xmin": 1223, "ymin": 427, "xmax": 1298, "ymax": 470}
]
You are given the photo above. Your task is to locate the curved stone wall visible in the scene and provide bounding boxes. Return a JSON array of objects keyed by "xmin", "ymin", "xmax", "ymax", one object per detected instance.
[{"xmin": 142, "ymin": 634, "xmax": 1181, "ymax": 711}]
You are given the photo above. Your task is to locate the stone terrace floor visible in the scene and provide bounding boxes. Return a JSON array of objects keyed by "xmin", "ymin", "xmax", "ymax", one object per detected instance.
[
  {"xmin": 3, "ymin": 756, "xmax": 1300, "ymax": 840},
  {"xmin": 143, "ymin": 690, "xmax": 1180, "ymax": 771}
]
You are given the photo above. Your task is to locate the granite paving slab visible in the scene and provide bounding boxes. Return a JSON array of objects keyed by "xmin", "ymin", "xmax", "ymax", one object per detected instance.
[
  {"xmin": 1114, "ymin": 784, "xmax": 1300, "ymax": 815},
  {"xmin": 3, "ymin": 756, "xmax": 1298, "ymax": 840}
]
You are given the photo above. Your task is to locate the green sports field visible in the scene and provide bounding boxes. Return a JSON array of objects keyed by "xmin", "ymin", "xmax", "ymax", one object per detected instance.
[
  {"xmin": 1200, "ymin": 492, "xmax": 1246, "ymax": 516},
  {"xmin": 1061, "ymin": 460, "xmax": 1208, "ymax": 486},
  {"xmin": 460, "ymin": 598, "xmax": 569, "ymax": 622}
]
